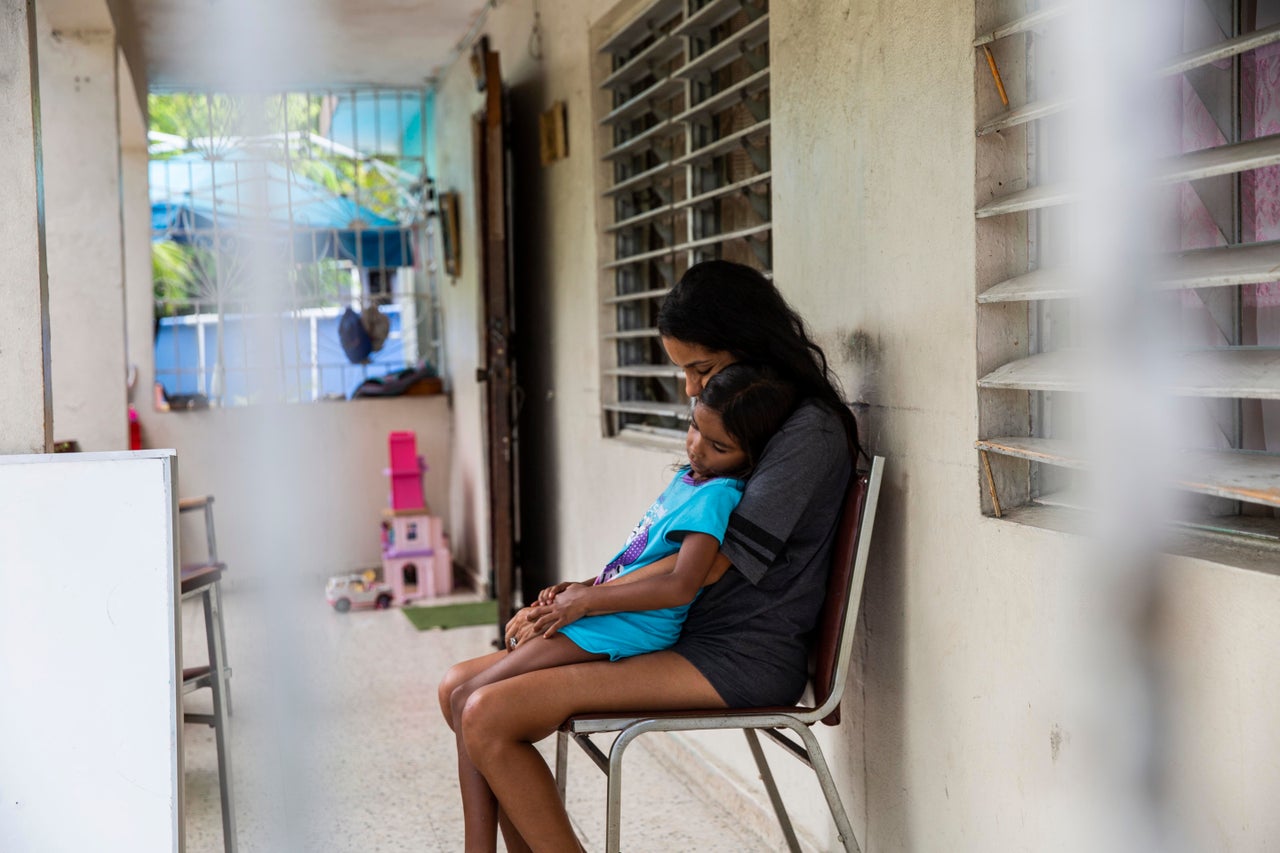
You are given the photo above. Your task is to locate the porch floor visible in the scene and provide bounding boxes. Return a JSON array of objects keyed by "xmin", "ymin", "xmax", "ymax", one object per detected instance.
[{"xmin": 180, "ymin": 582, "xmax": 785, "ymax": 851}]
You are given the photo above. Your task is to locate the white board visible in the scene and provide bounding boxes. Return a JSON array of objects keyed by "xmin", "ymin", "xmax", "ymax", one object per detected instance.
[{"xmin": 0, "ymin": 451, "xmax": 181, "ymax": 852}]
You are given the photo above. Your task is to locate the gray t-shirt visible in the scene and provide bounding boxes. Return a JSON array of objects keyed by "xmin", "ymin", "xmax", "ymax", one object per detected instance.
[{"xmin": 670, "ymin": 401, "xmax": 852, "ymax": 707}]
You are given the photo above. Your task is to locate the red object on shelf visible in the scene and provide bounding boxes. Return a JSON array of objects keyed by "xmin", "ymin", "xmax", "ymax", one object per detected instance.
[{"xmin": 128, "ymin": 406, "xmax": 142, "ymax": 450}]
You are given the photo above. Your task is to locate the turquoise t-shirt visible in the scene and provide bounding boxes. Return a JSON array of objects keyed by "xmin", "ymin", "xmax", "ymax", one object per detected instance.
[{"xmin": 559, "ymin": 470, "xmax": 744, "ymax": 661}]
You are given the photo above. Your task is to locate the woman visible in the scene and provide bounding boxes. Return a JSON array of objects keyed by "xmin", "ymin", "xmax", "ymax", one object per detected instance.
[{"xmin": 438, "ymin": 260, "xmax": 861, "ymax": 852}]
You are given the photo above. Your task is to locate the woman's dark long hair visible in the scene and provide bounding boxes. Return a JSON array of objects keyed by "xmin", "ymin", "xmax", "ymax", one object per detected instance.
[
  {"xmin": 698, "ymin": 363, "xmax": 798, "ymax": 476},
  {"xmin": 657, "ymin": 260, "xmax": 863, "ymax": 463}
]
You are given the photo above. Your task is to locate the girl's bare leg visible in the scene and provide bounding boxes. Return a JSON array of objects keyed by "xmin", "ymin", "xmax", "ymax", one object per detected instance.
[
  {"xmin": 444, "ymin": 639, "xmax": 606, "ymax": 853},
  {"xmin": 460, "ymin": 651, "xmax": 725, "ymax": 853},
  {"xmin": 439, "ymin": 651, "xmax": 508, "ymax": 852},
  {"xmin": 439, "ymin": 650, "xmax": 508, "ymax": 730}
]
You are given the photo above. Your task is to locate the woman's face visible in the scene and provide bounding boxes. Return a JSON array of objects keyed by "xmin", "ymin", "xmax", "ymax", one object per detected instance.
[{"xmin": 661, "ymin": 337, "xmax": 737, "ymax": 397}]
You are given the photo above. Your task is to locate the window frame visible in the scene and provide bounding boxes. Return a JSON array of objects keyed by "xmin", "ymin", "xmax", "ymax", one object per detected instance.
[
  {"xmin": 594, "ymin": 0, "xmax": 773, "ymax": 443},
  {"xmin": 973, "ymin": 0, "xmax": 1280, "ymax": 543},
  {"xmin": 148, "ymin": 88, "xmax": 444, "ymax": 409}
]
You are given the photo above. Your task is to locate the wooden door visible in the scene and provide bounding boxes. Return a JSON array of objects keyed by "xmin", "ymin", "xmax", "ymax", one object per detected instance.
[{"xmin": 473, "ymin": 43, "xmax": 519, "ymax": 633}]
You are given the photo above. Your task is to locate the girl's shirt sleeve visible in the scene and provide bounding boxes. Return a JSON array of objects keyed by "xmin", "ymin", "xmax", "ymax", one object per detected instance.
[
  {"xmin": 720, "ymin": 404, "xmax": 849, "ymax": 585},
  {"xmin": 663, "ymin": 476, "xmax": 745, "ymax": 545}
]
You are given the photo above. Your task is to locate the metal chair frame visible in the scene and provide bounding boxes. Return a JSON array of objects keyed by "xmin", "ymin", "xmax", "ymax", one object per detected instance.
[
  {"xmin": 179, "ymin": 495, "xmax": 236, "ymax": 852},
  {"xmin": 179, "ymin": 494, "xmax": 232, "ymax": 709},
  {"xmin": 181, "ymin": 563, "xmax": 237, "ymax": 853},
  {"xmin": 555, "ymin": 456, "xmax": 885, "ymax": 853}
]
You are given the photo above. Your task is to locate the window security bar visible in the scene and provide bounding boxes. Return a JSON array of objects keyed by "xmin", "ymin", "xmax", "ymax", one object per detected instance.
[
  {"xmin": 976, "ymin": 437, "xmax": 1280, "ymax": 512},
  {"xmin": 674, "ymin": 13, "xmax": 769, "ymax": 80},
  {"xmin": 671, "ymin": 0, "xmax": 761, "ymax": 38},
  {"xmin": 977, "ymin": 348, "xmax": 1280, "ymax": 399},
  {"xmin": 974, "ymin": 1, "xmax": 1280, "ymax": 535},
  {"xmin": 599, "ymin": 0, "xmax": 773, "ymax": 437},
  {"xmin": 597, "ymin": 0, "xmax": 684, "ymax": 55},
  {"xmin": 979, "ymin": 241, "xmax": 1280, "ymax": 303}
]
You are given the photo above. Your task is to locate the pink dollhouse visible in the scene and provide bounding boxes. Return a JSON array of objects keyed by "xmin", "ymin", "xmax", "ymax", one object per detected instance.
[{"xmin": 381, "ymin": 431, "xmax": 452, "ymax": 604}]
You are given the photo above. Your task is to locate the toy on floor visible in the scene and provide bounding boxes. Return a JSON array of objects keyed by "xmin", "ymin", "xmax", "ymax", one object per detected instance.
[
  {"xmin": 381, "ymin": 510, "xmax": 452, "ymax": 603},
  {"xmin": 327, "ymin": 431, "xmax": 453, "ymax": 614},
  {"xmin": 326, "ymin": 568, "xmax": 394, "ymax": 613},
  {"xmin": 381, "ymin": 431, "xmax": 453, "ymax": 606}
]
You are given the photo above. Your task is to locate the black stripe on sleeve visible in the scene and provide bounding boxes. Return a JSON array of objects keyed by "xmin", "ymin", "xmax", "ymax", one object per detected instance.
[
  {"xmin": 723, "ymin": 528, "xmax": 775, "ymax": 569},
  {"xmin": 726, "ymin": 514, "xmax": 785, "ymax": 559}
]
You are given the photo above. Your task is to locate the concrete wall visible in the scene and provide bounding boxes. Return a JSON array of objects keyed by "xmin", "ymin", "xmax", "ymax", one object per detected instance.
[
  {"xmin": 131, "ymin": 398, "xmax": 451, "ymax": 579},
  {"xmin": 0, "ymin": 0, "xmax": 54, "ymax": 454},
  {"xmin": 37, "ymin": 14, "xmax": 129, "ymax": 451},
  {"xmin": 433, "ymin": 1, "xmax": 1280, "ymax": 851}
]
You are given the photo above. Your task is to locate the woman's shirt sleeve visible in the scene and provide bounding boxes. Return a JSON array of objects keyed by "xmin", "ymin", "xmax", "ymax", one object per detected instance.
[{"xmin": 720, "ymin": 404, "xmax": 849, "ymax": 585}]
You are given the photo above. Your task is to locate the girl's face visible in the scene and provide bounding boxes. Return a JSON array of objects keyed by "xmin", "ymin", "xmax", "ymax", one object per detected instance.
[
  {"xmin": 686, "ymin": 402, "xmax": 748, "ymax": 480},
  {"xmin": 661, "ymin": 337, "xmax": 737, "ymax": 398}
]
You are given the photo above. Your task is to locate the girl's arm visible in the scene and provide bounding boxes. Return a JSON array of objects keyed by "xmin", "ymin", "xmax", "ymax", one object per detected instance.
[
  {"xmin": 605, "ymin": 550, "xmax": 731, "ymax": 587},
  {"xmin": 535, "ymin": 575, "xmax": 598, "ymax": 605},
  {"xmin": 527, "ymin": 533, "xmax": 723, "ymax": 637}
]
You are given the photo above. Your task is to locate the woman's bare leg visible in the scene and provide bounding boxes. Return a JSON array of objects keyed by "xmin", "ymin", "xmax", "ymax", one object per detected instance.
[
  {"xmin": 496, "ymin": 812, "xmax": 533, "ymax": 853},
  {"xmin": 460, "ymin": 651, "xmax": 725, "ymax": 853}
]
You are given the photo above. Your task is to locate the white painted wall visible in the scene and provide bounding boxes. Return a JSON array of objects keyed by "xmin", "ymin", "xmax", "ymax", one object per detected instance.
[
  {"xmin": 0, "ymin": 0, "xmax": 54, "ymax": 454},
  {"xmin": 36, "ymin": 15, "xmax": 130, "ymax": 452},
  {"xmin": 132, "ymin": 399, "xmax": 452, "ymax": 578},
  {"xmin": 433, "ymin": 1, "xmax": 1280, "ymax": 851}
]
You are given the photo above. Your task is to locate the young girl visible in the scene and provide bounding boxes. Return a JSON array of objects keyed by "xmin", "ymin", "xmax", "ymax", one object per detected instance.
[{"xmin": 445, "ymin": 363, "xmax": 796, "ymax": 714}]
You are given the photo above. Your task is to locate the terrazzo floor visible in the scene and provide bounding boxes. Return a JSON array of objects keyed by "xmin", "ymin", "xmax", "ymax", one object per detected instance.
[{"xmin": 180, "ymin": 581, "xmax": 786, "ymax": 852}]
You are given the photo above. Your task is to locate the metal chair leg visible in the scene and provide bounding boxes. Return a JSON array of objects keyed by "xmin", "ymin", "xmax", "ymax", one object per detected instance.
[
  {"xmin": 604, "ymin": 725, "xmax": 649, "ymax": 853},
  {"xmin": 744, "ymin": 729, "xmax": 802, "ymax": 853},
  {"xmin": 210, "ymin": 580, "xmax": 232, "ymax": 715},
  {"xmin": 787, "ymin": 721, "xmax": 860, "ymax": 853},
  {"xmin": 555, "ymin": 730, "xmax": 569, "ymax": 800},
  {"xmin": 204, "ymin": 587, "xmax": 238, "ymax": 853}
]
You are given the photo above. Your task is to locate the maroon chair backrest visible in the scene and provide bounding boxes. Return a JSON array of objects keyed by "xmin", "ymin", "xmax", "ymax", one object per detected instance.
[{"xmin": 810, "ymin": 470, "xmax": 871, "ymax": 726}]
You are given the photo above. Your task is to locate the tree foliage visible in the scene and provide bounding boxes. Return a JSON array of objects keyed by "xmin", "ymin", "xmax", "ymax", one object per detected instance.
[{"xmin": 148, "ymin": 92, "xmax": 424, "ymax": 311}]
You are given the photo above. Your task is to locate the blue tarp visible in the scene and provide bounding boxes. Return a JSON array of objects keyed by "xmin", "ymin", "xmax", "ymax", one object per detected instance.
[
  {"xmin": 149, "ymin": 153, "xmax": 413, "ymax": 268},
  {"xmin": 155, "ymin": 305, "xmax": 410, "ymax": 402}
]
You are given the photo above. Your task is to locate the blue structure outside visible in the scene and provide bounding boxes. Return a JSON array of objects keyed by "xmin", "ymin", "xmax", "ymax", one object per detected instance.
[
  {"xmin": 155, "ymin": 305, "xmax": 410, "ymax": 402},
  {"xmin": 326, "ymin": 90, "xmax": 431, "ymax": 161},
  {"xmin": 149, "ymin": 154, "xmax": 414, "ymax": 268}
]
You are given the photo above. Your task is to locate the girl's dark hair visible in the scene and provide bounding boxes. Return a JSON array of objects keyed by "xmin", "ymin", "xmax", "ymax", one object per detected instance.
[
  {"xmin": 698, "ymin": 363, "xmax": 797, "ymax": 476},
  {"xmin": 658, "ymin": 260, "xmax": 862, "ymax": 462}
]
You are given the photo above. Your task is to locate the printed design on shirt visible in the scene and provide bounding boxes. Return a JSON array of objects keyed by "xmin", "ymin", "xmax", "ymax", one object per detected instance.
[{"xmin": 595, "ymin": 493, "xmax": 669, "ymax": 584}]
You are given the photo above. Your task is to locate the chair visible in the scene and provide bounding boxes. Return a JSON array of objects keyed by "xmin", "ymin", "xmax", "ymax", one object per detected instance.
[
  {"xmin": 179, "ymin": 495, "xmax": 237, "ymax": 853},
  {"xmin": 180, "ymin": 495, "xmax": 232, "ymax": 710},
  {"xmin": 554, "ymin": 456, "xmax": 885, "ymax": 853},
  {"xmin": 181, "ymin": 563, "xmax": 238, "ymax": 853}
]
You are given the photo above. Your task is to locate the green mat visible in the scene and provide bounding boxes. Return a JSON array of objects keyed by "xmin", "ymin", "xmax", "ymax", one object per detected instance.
[{"xmin": 402, "ymin": 600, "xmax": 497, "ymax": 631}]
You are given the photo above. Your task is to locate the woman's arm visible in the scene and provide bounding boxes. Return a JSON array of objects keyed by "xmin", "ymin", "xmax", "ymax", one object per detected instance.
[{"xmin": 527, "ymin": 533, "xmax": 722, "ymax": 636}]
